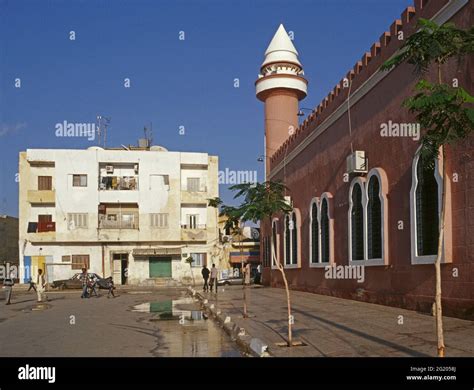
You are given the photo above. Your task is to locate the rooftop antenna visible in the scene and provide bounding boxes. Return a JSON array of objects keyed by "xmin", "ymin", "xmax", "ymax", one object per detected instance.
[
  {"xmin": 143, "ymin": 122, "xmax": 153, "ymax": 147},
  {"xmin": 96, "ymin": 115, "xmax": 111, "ymax": 147}
]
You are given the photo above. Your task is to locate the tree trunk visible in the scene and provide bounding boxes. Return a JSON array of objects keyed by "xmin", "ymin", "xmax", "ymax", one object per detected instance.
[
  {"xmin": 240, "ymin": 227, "xmax": 248, "ymax": 318},
  {"xmin": 434, "ymin": 145, "xmax": 446, "ymax": 357},
  {"xmin": 189, "ymin": 264, "xmax": 195, "ymax": 287},
  {"xmin": 276, "ymin": 260, "xmax": 293, "ymax": 347}
]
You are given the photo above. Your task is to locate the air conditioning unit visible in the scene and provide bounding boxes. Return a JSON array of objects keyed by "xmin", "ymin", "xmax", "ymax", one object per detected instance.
[
  {"xmin": 105, "ymin": 165, "xmax": 114, "ymax": 174},
  {"xmin": 346, "ymin": 151, "xmax": 368, "ymax": 174}
]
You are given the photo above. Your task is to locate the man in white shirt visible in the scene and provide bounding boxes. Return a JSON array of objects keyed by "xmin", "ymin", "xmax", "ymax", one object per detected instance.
[
  {"xmin": 36, "ymin": 269, "xmax": 47, "ymax": 303},
  {"xmin": 209, "ymin": 264, "xmax": 218, "ymax": 293}
]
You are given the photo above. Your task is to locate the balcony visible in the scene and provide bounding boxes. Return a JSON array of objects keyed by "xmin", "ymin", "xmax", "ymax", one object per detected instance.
[
  {"xmin": 99, "ymin": 176, "xmax": 138, "ymax": 191},
  {"xmin": 27, "ymin": 190, "xmax": 55, "ymax": 204},
  {"xmin": 181, "ymin": 224, "xmax": 207, "ymax": 241},
  {"xmin": 27, "ymin": 221, "xmax": 56, "ymax": 241},
  {"xmin": 98, "ymin": 209, "xmax": 139, "ymax": 230},
  {"xmin": 181, "ymin": 186, "xmax": 208, "ymax": 203}
]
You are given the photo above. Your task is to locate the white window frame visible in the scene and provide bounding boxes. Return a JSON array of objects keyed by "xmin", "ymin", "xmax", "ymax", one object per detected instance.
[
  {"xmin": 410, "ymin": 149, "xmax": 452, "ymax": 265},
  {"xmin": 284, "ymin": 210, "xmax": 300, "ymax": 269},
  {"xmin": 309, "ymin": 193, "xmax": 335, "ymax": 268},
  {"xmin": 150, "ymin": 213, "xmax": 169, "ymax": 228},
  {"xmin": 67, "ymin": 213, "xmax": 88, "ymax": 230},
  {"xmin": 348, "ymin": 170, "xmax": 389, "ymax": 267},
  {"xmin": 190, "ymin": 253, "xmax": 205, "ymax": 267},
  {"xmin": 348, "ymin": 177, "xmax": 367, "ymax": 264}
]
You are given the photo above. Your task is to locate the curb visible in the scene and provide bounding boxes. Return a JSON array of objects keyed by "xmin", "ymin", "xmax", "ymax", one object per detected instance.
[{"xmin": 187, "ymin": 287, "xmax": 270, "ymax": 357}]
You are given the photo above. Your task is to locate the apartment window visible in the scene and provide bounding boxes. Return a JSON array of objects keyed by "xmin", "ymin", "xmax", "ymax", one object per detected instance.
[
  {"xmin": 150, "ymin": 213, "xmax": 169, "ymax": 228},
  {"xmin": 310, "ymin": 202, "xmax": 319, "ymax": 264},
  {"xmin": 38, "ymin": 176, "xmax": 52, "ymax": 190},
  {"xmin": 187, "ymin": 177, "xmax": 201, "ymax": 192},
  {"xmin": 73, "ymin": 174, "xmax": 87, "ymax": 187},
  {"xmin": 186, "ymin": 214, "xmax": 199, "ymax": 229},
  {"xmin": 71, "ymin": 255, "xmax": 90, "ymax": 270},
  {"xmin": 62, "ymin": 255, "xmax": 71, "ymax": 263},
  {"xmin": 321, "ymin": 199, "xmax": 330, "ymax": 263},
  {"xmin": 367, "ymin": 175, "xmax": 382, "ymax": 259},
  {"xmin": 415, "ymin": 155, "xmax": 439, "ymax": 256},
  {"xmin": 190, "ymin": 253, "xmax": 206, "ymax": 267},
  {"xmin": 284, "ymin": 212, "xmax": 298, "ymax": 266},
  {"xmin": 350, "ymin": 183, "xmax": 364, "ymax": 261},
  {"xmin": 67, "ymin": 213, "xmax": 88, "ymax": 229}
]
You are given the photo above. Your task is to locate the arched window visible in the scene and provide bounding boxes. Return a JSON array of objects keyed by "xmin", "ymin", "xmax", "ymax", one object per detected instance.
[
  {"xmin": 351, "ymin": 183, "xmax": 364, "ymax": 260},
  {"xmin": 321, "ymin": 198, "xmax": 330, "ymax": 263},
  {"xmin": 415, "ymin": 154, "xmax": 439, "ymax": 256},
  {"xmin": 367, "ymin": 175, "xmax": 382, "ymax": 259},
  {"xmin": 310, "ymin": 202, "xmax": 319, "ymax": 264},
  {"xmin": 285, "ymin": 215, "xmax": 291, "ymax": 265},
  {"xmin": 291, "ymin": 212, "xmax": 298, "ymax": 265}
]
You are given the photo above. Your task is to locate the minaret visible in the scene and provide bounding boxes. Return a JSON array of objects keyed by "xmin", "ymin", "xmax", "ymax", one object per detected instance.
[{"xmin": 256, "ymin": 24, "xmax": 307, "ymax": 175}]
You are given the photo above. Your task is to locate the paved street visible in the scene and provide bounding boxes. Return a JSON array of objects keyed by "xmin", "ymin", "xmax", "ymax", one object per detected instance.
[
  {"xmin": 201, "ymin": 285, "xmax": 474, "ymax": 357},
  {"xmin": 0, "ymin": 287, "xmax": 241, "ymax": 357}
]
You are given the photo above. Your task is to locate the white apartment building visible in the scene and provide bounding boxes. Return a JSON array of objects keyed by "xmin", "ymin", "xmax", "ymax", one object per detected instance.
[{"xmin": 18, "ymin": 145, "xmax": 219, "ymax": 286}]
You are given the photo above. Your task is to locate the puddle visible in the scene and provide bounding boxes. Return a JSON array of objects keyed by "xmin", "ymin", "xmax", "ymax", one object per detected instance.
[
  {"xmin": 131, "ymin": 297, "xmax": 243, "ymax": 357},
  {"xmin": 132, "ymin": 298, "xmax": 205, "ymax": 323}
]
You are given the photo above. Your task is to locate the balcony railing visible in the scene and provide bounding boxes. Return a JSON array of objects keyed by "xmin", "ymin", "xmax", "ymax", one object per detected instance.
[
  {"xmin": 181, "ymin": 224, "xmax": 206, "ymax": 229},
  {"xmin": 99, "ymin": 215, "xmax": 139, "ymax": 229},
  {"xmin": 99, "ymin": 176, "xmax": 138, "ymax": 191},
  {"xmin": 27, "ymin": 221, "xmax": 56, "ymax": 233}
]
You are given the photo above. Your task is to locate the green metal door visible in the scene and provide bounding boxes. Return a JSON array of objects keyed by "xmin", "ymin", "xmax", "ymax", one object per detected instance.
[{"xmin": 149, "ymin": 257, "xmax": 172, "ymax": 277}]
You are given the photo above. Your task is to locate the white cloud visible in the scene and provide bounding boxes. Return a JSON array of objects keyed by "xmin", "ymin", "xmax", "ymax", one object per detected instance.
[{"xmin": 0, "ymin": 122, "xmax": 27, "ymax": 137}]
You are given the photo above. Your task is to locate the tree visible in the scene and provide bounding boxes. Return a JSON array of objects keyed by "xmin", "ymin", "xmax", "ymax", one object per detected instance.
[
  {"xmin": 382, "ymin": 18, "xmax": 474, "ymax": 357},
  {"xmin": 185, "ymin": 256, "xmax": 196, "ymax": 286},
  {"xmin": 226, "ymin": 181, "xmax": 295, "ymax": 346},
  {"xmin": 208, "ymin": 197, "xmax": 250, "ymax": 316}
]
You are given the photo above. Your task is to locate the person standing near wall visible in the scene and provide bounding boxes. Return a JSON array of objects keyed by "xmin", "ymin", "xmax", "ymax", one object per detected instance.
[
  {"xmin": 201, "ymin": 265, "xmax": 210, "ymax": 292},
  {"xmin": 80, "ymin": 268, "xmax": 89, "ymax": 299},
  {"xmin": 36, "ymin": 269, "xmax": 47, "ymax": 303},
  {"xmin": 209, "ymin": 264, "xmax": 218, "ymax": 293},
  {"xmin": 3, "ymin": 270, "xmax": 14, "ymax": 305}
]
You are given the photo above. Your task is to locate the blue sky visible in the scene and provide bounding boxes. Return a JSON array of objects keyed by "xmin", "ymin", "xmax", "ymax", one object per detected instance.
[{"xmin": 0, "ymin": 0, "xmax": 413, "ymax": 217}]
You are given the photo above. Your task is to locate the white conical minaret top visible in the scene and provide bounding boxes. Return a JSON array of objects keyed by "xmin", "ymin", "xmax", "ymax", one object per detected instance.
[{"xmin": 262, "ymin": 24, "xmax": 301, "ymax": 67}]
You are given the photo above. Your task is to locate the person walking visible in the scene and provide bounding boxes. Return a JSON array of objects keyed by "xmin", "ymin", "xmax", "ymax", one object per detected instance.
[
  {"xmin": 201, "ymin": 265, "xmax": 210, "ymax": 292},
  {"xmin": 209, "ymin": 264, "xmax": 218, "ymax": 293},
  {"xmin": 106, "ymin": 278, "xmax": 116, "ymax": 298},
  {"xmin": 80, "ymin": 268, "xmax": 89, "ymax": 299},
  {"xmin": 3, "ymin": 270, "xmax": 14, "ymax": 305},
  {"xmin": 36, "ymin": 269, "xmax": 47, "ymax": 303}
]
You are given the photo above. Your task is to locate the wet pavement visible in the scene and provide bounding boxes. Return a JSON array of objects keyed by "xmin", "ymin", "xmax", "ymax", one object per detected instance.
[{"xmin": 0, "ymin": 287, "xmax": 242, "ymax": 357}]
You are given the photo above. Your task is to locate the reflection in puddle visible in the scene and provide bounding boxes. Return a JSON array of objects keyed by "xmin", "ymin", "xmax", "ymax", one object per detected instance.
[
  {"xmin": 131, "ymin": 297, "xmax": 242, "ymax": 357},
  {"xmin": 132, "ymin": 298, "xmax": 204, "ymax": 323}
]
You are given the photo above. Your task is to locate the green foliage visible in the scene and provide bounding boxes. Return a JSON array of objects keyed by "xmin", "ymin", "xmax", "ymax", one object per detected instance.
[
  {"xmin": 405, "ymin": 80, "xmax": 474, "ymax": 166},
  {"xmin": 228, "ymin": 181, "xmax": 293, "ymax": 224},
  {"xmin": 185, "ymin": 256, "xmax": 194, "ymax": 265},
  {"xmin": 381, "ymin": 18, "xmax": 474, "ymax": 74}
]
